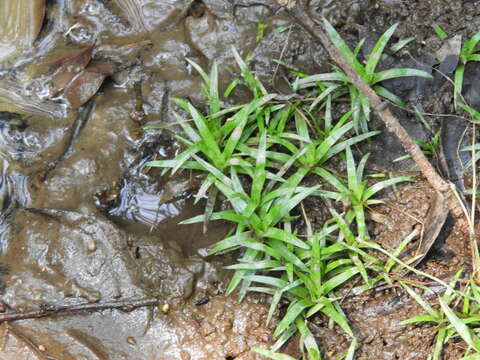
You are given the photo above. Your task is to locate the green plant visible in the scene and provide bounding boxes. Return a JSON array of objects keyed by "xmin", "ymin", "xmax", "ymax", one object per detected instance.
[
  {"xmin": 393, "ymin": 131, "xmax": 440, "ymax": 162},
  {"xmin": 257, "ymin": 23, "xmax": 265, "ymax": 42},
  {"xmin": 434, "ymin": 25, "xmax": 448, "ymax": 40},
  {"xmin": 315, "ymin": 146, "xmax": 410, "ymax": 240},
  {"xmin": 146, "ymin": 47, "xmax": 410, "ymax": 360},
  {"xmin": 402, "ymin": 275, "xmax": 480, "ymax": 360},
  {"xmin": 146, "ymin": 49, "xmax": 275, "ymax": 230},
  {"xmin": 454, "ymin": 31, "xmax": 480, "ymax": 109},
  {"xmin": 296, "ymin": 20, "xmax": 432, "ymax": 133}
]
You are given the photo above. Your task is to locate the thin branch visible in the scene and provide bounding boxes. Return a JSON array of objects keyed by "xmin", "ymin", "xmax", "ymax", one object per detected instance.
[{"xmin": 0, "ymin": 298, "xmax": 159, "ymax": 324}]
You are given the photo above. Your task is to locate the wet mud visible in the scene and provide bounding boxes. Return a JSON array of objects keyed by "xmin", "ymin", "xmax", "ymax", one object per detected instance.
[{"xmin": 0, "ymin": 0, "xmax": 479, "ymax": 359}]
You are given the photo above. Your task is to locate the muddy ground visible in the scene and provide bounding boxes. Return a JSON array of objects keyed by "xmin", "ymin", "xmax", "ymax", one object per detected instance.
[{"xmin": 0, "ymin": 0, "xmax": 479, "ymax": 359}]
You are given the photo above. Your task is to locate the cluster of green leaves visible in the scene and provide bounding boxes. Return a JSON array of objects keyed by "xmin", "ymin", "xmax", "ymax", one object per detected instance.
[
  {"xmin": 454, "ymin": 31, "xmax": 480, "ymax": 109},
  {"xmin": 146, "ymin": 43, "xmax": 412, "ymax": 359},
  {"xmin": 402, "ymin": 273, "xmax": 480, "ymax": 360},
  {"xmin": 295, "ymin": 20, "xmax": 432, "ymax": 134}
]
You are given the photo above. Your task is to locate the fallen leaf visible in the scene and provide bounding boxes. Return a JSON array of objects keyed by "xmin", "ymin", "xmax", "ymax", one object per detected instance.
[{"xmin": 64, "ymin": 61, "xmax": 117, "ymax": 108}]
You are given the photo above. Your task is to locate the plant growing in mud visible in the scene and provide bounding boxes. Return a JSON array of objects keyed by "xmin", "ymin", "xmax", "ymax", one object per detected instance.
[
  {"xmin": 454, "ymin": 31, "xmax": 480, "ymax": 109},
  {"xmin": 315, "ymin": 146, "xmax": 410, "ymax": 240},
  {"xmin": 296, "ymin": 20, "xmax": 432, "ymax": 133},
  {"xmin": 402, "ymin": 274, "xmax": 480, "ymax": 360},
  {"xmin": 146, "ymin": 49, "xmax": 276, "ymax": 230},
  {"xmin": 146, "ymin": 49, "xmax": 413, "ymax": 359}
]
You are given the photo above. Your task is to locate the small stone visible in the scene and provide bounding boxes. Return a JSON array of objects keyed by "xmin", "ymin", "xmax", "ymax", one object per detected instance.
[
  {"xmin": 126, "ymin": 336, "xmax": 137, "ymax": 346},
  {"xmin": 162, "ymin": 303, "xmax": 169, "ymax": 313},
  {"xmin": 87, "ymin": 238, "xmax": 96, "ymax": 252},
  {"xmin": 129, "ymin": 110, "xmax": 145, "ymax": 124},
  {"xmin": 38, "ymin": 345, "xmax": 46, "ymax": 352}
]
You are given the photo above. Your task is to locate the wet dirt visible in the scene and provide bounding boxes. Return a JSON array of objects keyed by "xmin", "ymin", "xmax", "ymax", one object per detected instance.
[{"xmin": 0, "ymin": 0, "xmax": 478, "ymax": 359}]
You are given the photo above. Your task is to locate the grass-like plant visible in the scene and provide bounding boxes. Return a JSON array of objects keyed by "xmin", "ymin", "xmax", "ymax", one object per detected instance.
[
  {"xmin": 402, "ymin": 275, "xmax": 480, "ymax": 360},
  {"xmin": 315, "ymin": 146, "xmax": 410, "ymax": 240},
  {"xmin": 146, "ymin": 46, "xmax": 411, "ymax": 359},
  {"xmin": 296, "ymin": 20, "xmax": 433, "ymax": 133},
  {"xmin": 146, "ymin": 50, "xmax": 276, "ymax": 230},
  {"xmin": 454, "ymin": 31, "xmax": 480, "ymax": 109}
]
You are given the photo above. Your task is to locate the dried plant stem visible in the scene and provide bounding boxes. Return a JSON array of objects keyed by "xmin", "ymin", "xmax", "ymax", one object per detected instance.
[{"xmin": 0, "ymin": 298, "xmax": 159, "ymax": 324}]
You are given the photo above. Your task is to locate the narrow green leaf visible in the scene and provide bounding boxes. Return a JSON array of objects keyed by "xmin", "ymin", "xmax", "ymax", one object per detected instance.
[
  {"xmin": 439, "ymin": 297, "xmax": 480, "ymax": 351},
  {"xmin": 390, "ymin": 36, "xmax": 416, "ymax": 53},
  {"xmin": 326, "ymin": 130, "xmax": 380, "ymax": 159},
  {"xmin": 320, "ymin": 302, "xmax": 354, "ymax": 337},
  {"xmin": 296, "ymin": 319, "xmax": 321, "ymax": 360},
  {"xmin": 194, "ymin": 174, "xmax": 213, "ymax": 204},
  {"xmin": 208, "ymin": 60, "xmax": 220, "ymax": 114},
  {"xmin": 224, "ymin": 260, "xmax": 282, "ymax": 270},
  {"xmin": 224, "ymin": 78, "xmax": 240, "ymax": 98},
  {"xmin": 315, "ymin": 121, "xmax": 354, "ymax": 162},
  {"xmin": 225, "ymin": 248, "xmax": 259, "ymax": 298},
  {"xmin": 364, "ymin": 176, "xmax": 410, "ymax": 200},
  {"xmin": 454, "ymin": 64, "xmax": 465, "ymax": 110},
  {"xmin": 372, "ymin": 68, "xmax": 433, "ymax": 84},
  {"xmin": 186, "ymin": 58, "xmax": 210, "ymax": 86},
  {"xmin": 461, "ymin": 31, "xmax": 480, "ymax": 61},
  {"xmin": 297, "ymin": 73, "xmax": 348, "ymax": 88},
  {"xmin": 374, "ymin": 85, "xmax": 405, "ymax": 107},
  {"xmin": 251, "ymin": 131, "xmax": 267, "ymax": 205},
  {"xmin": 187, "ymin": 103, "xmax": 223, "ymax": 164},
  {"xmin": 271, "ymin": 323, "xmax": 298, "ymax": 352},
  {"xmin": 208, "ymin": 231, "xmax": 252, "ymax": 254},
  {"xmin": 203, "ymin": 186, "xmax": 218, "ymax": 232},
  {"xmin": 144, "ymin": 159, "xmax": 203, "ymax": 171},
  {"xmin": 345, "ymin": 338, "xmax": 357, "ymax": 360},
  {"xmin": 181, "ymin": 210, "xmax": 247, "ymax": 225},
  {"xmin": 400, "ymin": 315, "xmax": 439, "ymax": 325},
  {"xmin": 273, "ymin": 299, "xmax": 313, "ymax": 338},
  {"xmin": 402, "ymin": 284, "xmax": 438, "ymax": 317},
  {"xmin": 366, "ymin": 23, "xmax": 398, "ymax": 74},
  {"xmin": 321, "ymin": 267, "xmax": 359, "ymax": 294},
  {"xmin": 433, "ymin": 25, "xmax": 447, "ymax": 40},
  {"xmin": 433, "ymin": 327, "xmax": 447, "ymax": 360},
  {"xmin": 314, "ymin": 167, "xmax": 348, "ymax": 193},
  {"xmin": 264, "ymin": 227, "xmax": 310, "ymax": 249},
  {"xmin": 268, "ymin": 239, "xmax": 309, "ymax": 272},
  {"xmin": 345, "ymin": 146, "xmax": 357, "ymax": 189},
  {"xmin": 265, "ymin": 185, "xmax": 320, "ymax": 227},
  {"xmin": 323, "ymin": 18, "xmax": 366, "ymax": 78},
  {"xmin": 309, "ymin": 84, "xmax": 341, "ymax": 112}
]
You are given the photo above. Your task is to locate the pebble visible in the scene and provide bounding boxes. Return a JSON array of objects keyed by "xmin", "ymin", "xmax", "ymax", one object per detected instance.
[
  {"xmin": 126, "ymin": 336, "xmax": 137, "ymax": 346},
  {"xmin": 162, "ymin": 303, "xmax": 169, "ymax": 313}
]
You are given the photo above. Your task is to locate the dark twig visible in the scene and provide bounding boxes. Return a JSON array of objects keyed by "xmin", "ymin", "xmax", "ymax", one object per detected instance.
[{"xmin": 0, "ymin": 298, "xmax": 159, "ymax": 324}]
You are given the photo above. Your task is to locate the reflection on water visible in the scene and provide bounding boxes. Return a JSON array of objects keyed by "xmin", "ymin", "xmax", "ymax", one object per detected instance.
[
  {"xmin": 0, "ymin": 159, "xmax": 30, "ymax": 252},
  {"xmin": 109, "ymin": 180, "xmax": 185, "ymax": 227}
]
